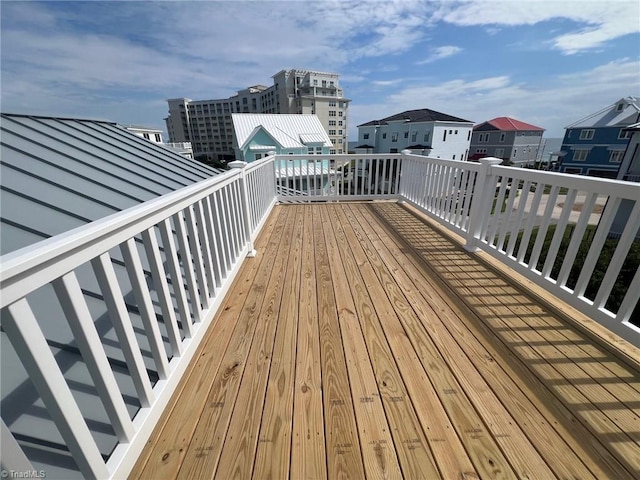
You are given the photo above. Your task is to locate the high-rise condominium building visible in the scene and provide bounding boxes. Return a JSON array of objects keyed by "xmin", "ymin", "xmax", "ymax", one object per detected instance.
[{"xmin": 165, "ymin": 69, "xmax": 350, "ymax": 160}]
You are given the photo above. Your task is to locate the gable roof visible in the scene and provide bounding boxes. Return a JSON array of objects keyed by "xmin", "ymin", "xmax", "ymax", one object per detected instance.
[
  {"xmin": 232, "ymin": 114, "xmax": 332, "ymax": 150},
  {"xmin": 566, "ymin": 96, "xmax": 640, "ymax": 129},
  {"xmin": 474, "ymin": 117, "xmax": 544, "ymax": 132},
  {"xmin": 0, "ymin": 113, "xmax": 223, "ymax": 255},
  {"xmin": 358, "ymin": 108, "xmax": 472, "ymax": 127}
]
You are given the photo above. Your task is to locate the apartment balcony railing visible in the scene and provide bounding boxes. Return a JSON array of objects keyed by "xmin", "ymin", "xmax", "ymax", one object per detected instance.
[{"xmin": 1, "ymin": 152, "xmax": 638, "ymax": 478}]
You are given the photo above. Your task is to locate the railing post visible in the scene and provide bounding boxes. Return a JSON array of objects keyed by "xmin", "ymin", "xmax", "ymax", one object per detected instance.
[
  {"xmin": 268, "ymin": 151, "xmax": 278, "ymax": 202},
  {"xmin": 464, "ymin": 156, "xmax": 502, "ymax": 252},
  {"xmin": 398, "ymin": 149, "xmax": 412, "ymax": 202},
  {"xmin": 229, "ymin": 160, "xmax": 257, "ymax": 257}
]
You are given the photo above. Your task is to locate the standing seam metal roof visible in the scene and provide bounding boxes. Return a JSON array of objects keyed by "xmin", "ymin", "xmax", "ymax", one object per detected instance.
[
  {"xmin": 0, "ymin": 113, "xmax": 223, "ymax": 255},
  {"xmin": 232, "ymin": 114, "xmax": 333, "ymax": 150}
]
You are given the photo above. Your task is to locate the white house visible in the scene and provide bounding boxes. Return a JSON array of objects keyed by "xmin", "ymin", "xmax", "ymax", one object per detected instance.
[
  {"xmin": 125, "ymin": 125, "xmax": 194, "ymax": 158},
  {"xmin": 356, "ymin": 108, "xmax": 474, "ymax": 161}
]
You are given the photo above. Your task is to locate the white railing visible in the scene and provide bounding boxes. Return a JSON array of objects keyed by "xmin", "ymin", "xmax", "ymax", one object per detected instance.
[
  {"xmin": 0, "ymin": 159, "xmax": 276, "ymax": 479},
  {"xmin": 1, "ymin": 151, "xmax": 638, "ymax": 478},
  {"xmin": 398, "ymin": 154, "xmax": 640, "ymax": 344},
  {"xmin": 275, "ymin": 154, "xmax": 402, "ymax": 202}
]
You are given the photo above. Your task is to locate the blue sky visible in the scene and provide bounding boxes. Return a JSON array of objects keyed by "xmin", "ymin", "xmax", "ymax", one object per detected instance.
[{"xmin": 1, "ymin": 0, "xmax": 639, "ymax": 140}]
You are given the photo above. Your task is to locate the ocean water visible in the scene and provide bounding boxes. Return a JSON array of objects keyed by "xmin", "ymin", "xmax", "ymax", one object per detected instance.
[{"xmin": 538, "ymin": 137, "xmax": 563, "ymax": 162}]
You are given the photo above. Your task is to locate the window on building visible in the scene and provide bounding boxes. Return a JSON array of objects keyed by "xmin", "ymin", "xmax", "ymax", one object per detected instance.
[
  {"xmin": 330, "ymin": 130, "xmax": 336, "ymax": 135},
  {"xmin": 609, "ymin": 150, "xmax": 624, "ymax": 163},
  {"xmin": 338, "ymin": 130, "xmax": 342, "ymax": 135},
  {"xmin": 363, "ymin": 133, "xmax": 369, "ymax": 139},
  {"xmin": 313, "ymin": 79, "xmax": 318, "ymax": 85},
  {"xmin": 579, "ymin": 129, "xmax": 595, "ymax": 140},
  {"xmin": 338, "ymin": 111, "xmax": 343, "ymax": 117},
  {"xmin": 475, "ymin": 148, "xmax": 487, "ymax": 154},
  {"xmin": 382, "ymin": 133, "xmax": 387, "ymax": 139},
  {"xmin": 338, "ymin": 121, "xmax": 343, "ymax": 126},
  {"xmin": 500, "ymin": 133, "xmax": 506, "ymax": 142},
  {"xmin": 329, "ymin": 111, "xmax": 336, "ymax": 116},
  {"xmin": 467, "ymin": 131, "xmax": 471, "ymax": 140},
  {"xmin": 616, "ymin": 103, "xmax": 624, "ymax": 111},
  {"xmin": 329, "ymin": 120, "xmax": 336, "ymax": 126},
  {"xmin": 454, "ymin": 130, "xmax": 458, "ymax": 134},
  {"xmin": 411, "ymin": 132, "xmax": 417, "ymax": 142},
  {"xmin": 330, "ymin": 149, "xmax": 336, "ymax": 154},
  {"xmin": 573, "ymin": 149, "xmax": 589, "ymax": 161},
  {"xmin": 619, "ymin": 129, "xmax": 632, "ymax": 139},
  {"xmin": 155, "ymin": 134, "xmax": 162, "ymax": 142},
  {"xmin": 392, "ymin": 133, "xmax": 398, "ymax": 142},
  {"xmin": 513, "ymin": 149, "xmax": 517, "ymax": 158},
  {"xmin": 495, "ymin": 148, "xmax": 504, "ymax": 157},
  {"xmin": 143, "ymin": 133, "xmax": 150, "ymax": 140},
  {"xmin": 443, "ymin": 130, "xmax": 447, "ymax": 141},
  {"xmin": 424, "ymin": 132, "xmax": 431, "ymax": 142},
  {"xmin": 308, "ymin": 148, "xmax": 314, "ymax": 155},
  {"xmin": 404, "ymin": 132, "xmax": 409, "ymax": 138},
  {"xmin": 452, "ymin": 155, "xmax": 456, "ymax": 160},
  {"xmin": 329, "ymin": 100, "xmax": 336, "ymax": 106}
]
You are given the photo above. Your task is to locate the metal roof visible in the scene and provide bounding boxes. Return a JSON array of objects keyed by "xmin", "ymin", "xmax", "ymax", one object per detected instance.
[
  {"xmin": 0, "ymin": 113, "xmax": 223, "ymax": 255},
  {"xmin": 474, "ymin": 117, "xmax": 545, "ymax": 131},
  {"xmin": 566, "ymin": 96, "xmax": 640, "ymax": 129},
  {"xmin": 232, "ymin": 114, "xmax": 332, "ymax": 150}
]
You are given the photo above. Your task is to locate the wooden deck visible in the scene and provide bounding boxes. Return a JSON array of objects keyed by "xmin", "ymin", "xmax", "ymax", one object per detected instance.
[{"xmin": 131, "ymin": 202, "xmax": 640, "ymax": 479}]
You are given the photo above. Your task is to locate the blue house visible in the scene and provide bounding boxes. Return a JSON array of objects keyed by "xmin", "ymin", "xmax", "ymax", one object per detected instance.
[
  {"xmin": 558, "ymin": 96, "xmax": 640, "ymax": 178},
  {"xmin": 231, "ymin": 113, "xmax": 332, "ymax": 162}
]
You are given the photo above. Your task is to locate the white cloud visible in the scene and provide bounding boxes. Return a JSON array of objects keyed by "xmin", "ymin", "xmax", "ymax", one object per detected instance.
[
  {"xmin": 416, "ymin": 45, "xmax": 462, "ymax": 65},
  {"xmin": 348, "ymin": 59, "xmax": 640, "ymax": 137},
  {"xmin": 435, "ymin": 0, "xmax": 639, "ymax": 54}
]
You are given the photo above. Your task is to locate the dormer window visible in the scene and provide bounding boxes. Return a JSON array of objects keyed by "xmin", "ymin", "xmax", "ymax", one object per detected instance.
[{"xmin": 616, "ymin": 103, "xmax": 624, "ymax": 111}]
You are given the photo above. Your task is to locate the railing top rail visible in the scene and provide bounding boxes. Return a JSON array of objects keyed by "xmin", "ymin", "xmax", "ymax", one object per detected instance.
[
  {"xmin": 402, "ymin": 154, "xmax": 484, "ymax": 171},
  {"xmin": 274, "ymin": 153, "xmax": 404, "ymax": 160},
  {"xmin": 493, "ymin": 165, "xmax": 640, "ymax": 198},
  {"xmin": 244, "ymin": 155, "xmax": 276, "ymax": 173},
  {"xmin": 0, "ymin": 168, "xmax": 243, "ymax": 308}
]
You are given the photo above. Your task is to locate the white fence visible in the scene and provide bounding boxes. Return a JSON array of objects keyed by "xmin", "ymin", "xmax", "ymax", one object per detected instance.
[
  {"xmin": 397, "ymin": 154, "xmax": 640, "ymax": 343},
  {"xmin": 0, "ymin": 159, "xmax": 276, "ymax": 479},
  {"xmin": 1, "ymin": 152, "xmax": 638, "ymax": 478}
]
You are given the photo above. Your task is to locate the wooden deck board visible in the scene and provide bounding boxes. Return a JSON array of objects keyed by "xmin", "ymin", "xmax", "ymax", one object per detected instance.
[{"xmin": 132, "ymin": 202, "xmax": 640, "ymax": 479}]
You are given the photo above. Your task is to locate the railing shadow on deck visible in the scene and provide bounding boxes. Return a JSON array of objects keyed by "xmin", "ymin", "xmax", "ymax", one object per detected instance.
[{"xmin": 367, "ymin": 201, "xmax": 640, "ymax": 478}]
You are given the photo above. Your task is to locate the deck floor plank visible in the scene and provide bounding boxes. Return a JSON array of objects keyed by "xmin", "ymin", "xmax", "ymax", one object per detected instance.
[
  {"xmin": 290, "ymin": 205, "xmax": 327, "ymax": 480},
  {"xmin": 321, "ymin": 205, "xmax": 403, "ymax": 479},
  {"xmin": 351, "ymin": 203, "xmax": 598, "ymax": 479},
  {"xmin": 314, "ymin": 205, "xmax": 366, "ymax": 480},
  {"xmin": 252, "ymin": 202, "xmax": 304, "ymax": 479},
  {"xmin": 213, "ymin": 205, "xmax": 299, "ymax": 479},
  {"xmin": 330, "ymin": 204, "xmax": 462, "ymax": 480},
  {"xmin": 130, "ymin": 206, "xmax": 283, "ymax": 480},
  {"xmin": 175, "ymin": 206, "xmax": 293, "ymax": 479},
  {"xmin": 132, "ymin": 202, "xmax": 640, "ymax": 480},
  {"xmin": 345, "ymin": 203, "xmax": 569, "ymax": 479},
  {"xmin": 367, "ymin": 202, "xmax": 639, "ymax": 478}
]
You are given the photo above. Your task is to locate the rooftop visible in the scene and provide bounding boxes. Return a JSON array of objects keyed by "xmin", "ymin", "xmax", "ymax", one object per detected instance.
[
  {"xmin": 0, "ymin": 113, "xmax": 222, "ymax": 256},
  {"xmin": 131, "ymin": 202, "xmax": 640, "ymax": 479},
  {"xmin": 566, "ymin": 96, "xmax": 640, "ymax": 129},
  {"xmin": 474, "ymin": 116, "xmax": 545, "ymax": 132},
  {"xmin": 232, "ymin": 113, "xmax": 332, "ymax": 150},
  {"xmin": 358, "ymin": 108, "xmax": 473, "ymax": 127}
]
